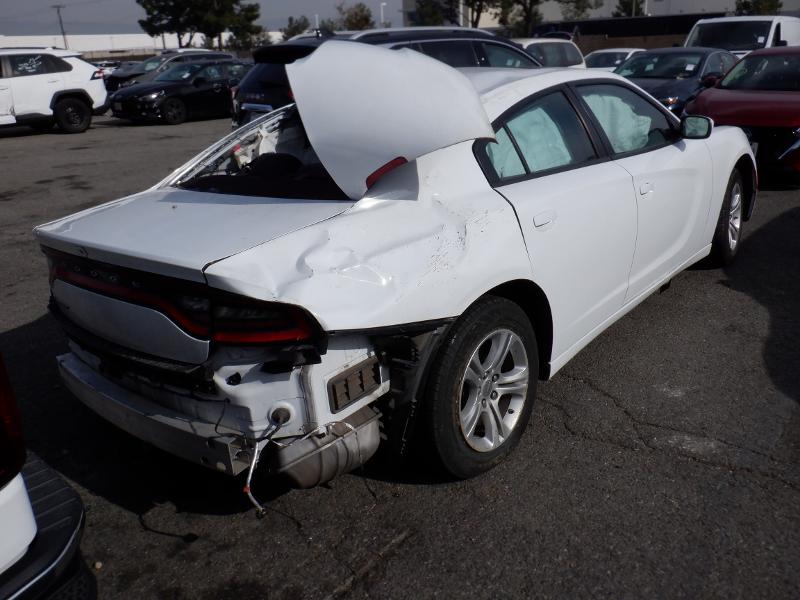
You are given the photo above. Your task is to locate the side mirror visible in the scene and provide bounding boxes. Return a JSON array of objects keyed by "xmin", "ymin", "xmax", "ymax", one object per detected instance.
[
  {"xmin": 193, "ymin": 77, "xmax": 207, "ymax": 87},
  {"xmin": 702, "ymin": 74, "xmax": 720, "ymax": 88},
  {"xmin": 775, "ymin": 39, "xmax": 788, "ymax": 47},
  {"xmin": 681, "ymin": 115, "xmax": 713, "ymax": 139}
]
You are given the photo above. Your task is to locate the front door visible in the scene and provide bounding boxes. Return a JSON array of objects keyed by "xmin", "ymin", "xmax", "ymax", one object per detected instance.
[
  {"xmin": 574, "ymin": 82, "xmax": 712, "ymax": 301},
  {"xmin": 0, "ymin": 64, "xmax": 15, "ymax": 125},
  {"xmin": 480, "ymin": 89, "xmax": 638, "ymax": 358}
]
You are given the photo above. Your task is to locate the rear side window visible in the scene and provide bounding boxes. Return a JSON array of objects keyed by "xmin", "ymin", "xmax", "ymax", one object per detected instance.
[
  {"xmin": 720, "ymin": 52, "xmax": 737, "ymax": 72},
  {"xmin": 9, "ymin": 54, "xmax": 48, "ymax": 77},
  {"xmin": 577, "ymin": 84, "xmax": 673, "ymax": 155},
  {"xmin": 226, "ymin": 63, "xmax": 248, "ymax": 80},
  {"xmin": 418, "ymin": 41, "xmax": 477, "ymax": 67},
  {"xmin": 480, "ymin": 42, "xmax": 538, "ymax": 68},
  {"xmin": 43, "ymin": 55, "xmax": 72, "ymax": 73},
  {"xmin": 484, "ymin": 91, "xmax": 597, "ymax": 181}
]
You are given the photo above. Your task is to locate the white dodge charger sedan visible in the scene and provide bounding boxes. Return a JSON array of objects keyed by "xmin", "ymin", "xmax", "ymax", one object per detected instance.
[{"xmin": 34, "ymin": 41, "xmax": 755, "ymax": 492}]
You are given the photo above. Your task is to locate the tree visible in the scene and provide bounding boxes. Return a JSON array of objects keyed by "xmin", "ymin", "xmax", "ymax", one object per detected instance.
[
  {"xmin": 557, "ymin": 0, "xmax": 602, "ymax": 20},
  {"xmin": 281, "ymin": 15, "xmax": 310, "ymax": 40},
  {"xmin": 612, "ymin": 0, "xmax": 645, "ymax": 17},
  {"xmin": 137, "ymin": 0, "xmax": 199, "ymax": 47},
  {"xmin": 413, "ymin": 0, "xmax": 447, "ymax": 25},
  {"xmin": 735, "ymin": 0, "xmax": 782, "ymax": 14},
  {"xmin": 336, "ymin": 2, "xmax": 375, "ymax": 30},
  {"xmin": 319, "ymin": 17, "xmax": 340, "ymax": 32},
  {"xmin": 497, "ymin": 0, "xmax": 543, "ymax": 37},
  {"xmin": 225, "ymin": 1, "xmax": 263, "ymax": 50}
]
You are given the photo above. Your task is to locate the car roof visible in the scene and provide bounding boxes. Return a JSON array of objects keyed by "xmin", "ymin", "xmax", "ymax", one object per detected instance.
[
  {"xmin": 0, "ymin": 47, "xmax": 80, "ymax": 58},
  {"xmin": 514, "ymin": 38, "xmax": 577, "ymax": 45},
  {"xmin": 459, "ymin": 67, "xmax": 628, "ymax": 119},
  {"xmin": 694, "ymin": 16, "xmax": 798, "ymax": 23},
  {"xmin": 637, "ymin": 46, "xmax": 724, "ymax": 56},
  {"xmin": 587, "ymin": 47, "xmax": 643, "ymax": 54},
  {"xmin": 746, "ymin": 46, "xmax": 800, "ymax": 57},
  {"xmin": 351, "ymin": 26, "xmax": 497, "ymax": 44}
]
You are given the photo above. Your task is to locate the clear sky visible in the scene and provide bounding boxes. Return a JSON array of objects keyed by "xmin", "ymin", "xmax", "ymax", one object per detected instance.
[{"xmin": 1, "ymin": 0, "xmax": 405, "ymax": 35}]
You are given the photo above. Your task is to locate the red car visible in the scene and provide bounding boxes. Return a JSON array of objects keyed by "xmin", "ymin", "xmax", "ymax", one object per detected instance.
[{"xmin": 687, "ymin": 46, "xmax": 800, "ymax": 174}]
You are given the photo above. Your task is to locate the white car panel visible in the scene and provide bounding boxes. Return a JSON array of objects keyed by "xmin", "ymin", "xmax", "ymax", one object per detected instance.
[
  {"xmin": 0, "ymin": 475, "xmax": 37, "ymax": 575},
  {"xmin": 204, "ymin": 142, "xmax": 534, "ymax": 331},
  {"xmin": 286, "ymin": 40, "xmax": 495, "ymax": 200},
  {"xmin": 619, "ymin": 140, "xmax": 713, "ymax": 301},
  {"xmin": 497, "ymin": 162, "xmax": 637, "ymax": 358},
  {"xmin": 35, "ymin": 189, "xmax": 355, "ymax": 281}
]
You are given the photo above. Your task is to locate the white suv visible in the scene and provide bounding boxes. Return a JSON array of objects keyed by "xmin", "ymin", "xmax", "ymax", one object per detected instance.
[{"xmin": 0, "ymin": 48, "xmax": 107, "ymax": 133}]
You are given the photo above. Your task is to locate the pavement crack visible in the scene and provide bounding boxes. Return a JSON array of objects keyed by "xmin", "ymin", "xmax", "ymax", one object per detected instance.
[{"xmin": 322, "ymin": 529, "xmax": 412, "ymax": 600}]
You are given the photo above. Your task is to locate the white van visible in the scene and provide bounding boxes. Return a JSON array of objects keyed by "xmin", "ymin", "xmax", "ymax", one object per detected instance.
[{"xmin": 685, "ymin": 16, "xmax": 800, "ymax": 58}]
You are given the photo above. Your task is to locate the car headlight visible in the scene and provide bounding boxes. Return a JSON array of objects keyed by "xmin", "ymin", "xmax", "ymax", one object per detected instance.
[
  {"xmin": 139, "ymin": 90, "xmax": 165, "ymax": 102},
  {"xmin": 661, "ymin": 96, "xmax": 680, "ymax": 107}
]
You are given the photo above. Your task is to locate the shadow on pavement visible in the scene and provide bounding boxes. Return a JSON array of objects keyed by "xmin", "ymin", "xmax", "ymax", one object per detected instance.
[{"xmin": 724, "ymin": 205, "xmax": 800, "ymax": 404}]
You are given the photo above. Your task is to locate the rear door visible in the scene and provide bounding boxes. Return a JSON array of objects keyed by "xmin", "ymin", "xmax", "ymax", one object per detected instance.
[
  {"xmin": 477, "ymin": 87, "xmax": 637, "ymax": 356},
  {"xmin": 0, "ymin": 59, "xmax": 15, "ymax": 125},
  {"xmin": 6, "ymin": 53, "xmax": 63, "ymax": 116},
  {"xmin": 573, "ymin": 82, "xmax": 712, "ymax": 302}
]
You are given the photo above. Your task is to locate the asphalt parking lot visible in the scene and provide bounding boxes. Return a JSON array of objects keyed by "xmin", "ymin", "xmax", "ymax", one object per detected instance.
[{"xmin": 1, "ymin": 115, "xmax": 799, "ymax": 599}]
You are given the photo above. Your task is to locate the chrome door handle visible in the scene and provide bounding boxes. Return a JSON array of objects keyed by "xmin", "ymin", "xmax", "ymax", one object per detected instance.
[
  {"xmin": 639, "ymin": 181, "xmax": 654, "ymax": 195},
  {"xmin": 47, "ymin": 79, "xmax": 59, "ymax": 83},
  {"xmin": 533, "ymin": 210, "xmax": 557, "ymax": 230}
]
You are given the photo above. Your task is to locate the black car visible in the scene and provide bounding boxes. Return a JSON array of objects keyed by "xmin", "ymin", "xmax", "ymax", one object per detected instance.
[
  {"xmin": 232, "ymin": 27, "xmax": 540, "ymax": 127},
  {"xmin": 110, "ymin": 60, "xmax": 252, "ymax": 125},
  {"xmin": 614, "ymin": 46, "xmax": 738, "ymax": 114},
  {"xmin": 105, "ymin": 50, "xmax": 234, "ymax": 92}
]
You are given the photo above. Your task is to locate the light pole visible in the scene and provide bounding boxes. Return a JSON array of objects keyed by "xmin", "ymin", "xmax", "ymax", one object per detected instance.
[
  {"xmin": 52, "ymin": 4, "xmax": 67, "ymax": 49},
  {"xmin": 380, "ymin": 2, "xmax": 386, "ymax": 26}
]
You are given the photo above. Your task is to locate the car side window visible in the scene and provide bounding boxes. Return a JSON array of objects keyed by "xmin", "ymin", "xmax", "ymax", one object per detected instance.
[
  {"xmin": 484, "ymin": 91, "xmax": 597, "ymax": 181},
  {"xmin": 43, "ymin": 55, "xmax": 72, "ymax": 73},
  {"xmin": 417, "ymin": 41, "xmax": 478, "ymax": 67},
  {"xmin": 226, "ymin": 64, "xmax": 246, "ymax": 79},
  {"xmin": 9, "ymin": 54, "xmax": 48, "ymax": 77},
  {"xmin": 576, "ymin": 84, "xmax": 673, "ymax": 155},
  {"xmin": 703, "ymin": 53, "xmax": 725, "ymax": 76},
  {"xmin": 720, "ymin": 52, "xmax": 737, "ymax": 73},
  {"xmin": 200, "ymin": 65, "xmax": 224, "ymax": 80},
  {"xmin": 479, "ymin": 43, "xmax": 537, "ymax": 68}
]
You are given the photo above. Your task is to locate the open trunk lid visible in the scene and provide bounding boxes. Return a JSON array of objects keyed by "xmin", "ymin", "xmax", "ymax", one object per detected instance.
[
  {"xmin": 286, "ymin": 40, "xmax": 494, "ymax": 200},
  {"xmin": 34, "ymin": 188, "xmax": 354, "ymax": 281}
]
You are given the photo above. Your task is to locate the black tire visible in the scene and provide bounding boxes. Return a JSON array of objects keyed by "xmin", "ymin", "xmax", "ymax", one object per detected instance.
[
  {"xmin": 423, "ymin": 296, "xmax": 538, "ymax": 479},
  {"xmin": 709, "ymin": 169, "xmax": 744, "ymax": 267},
  {"xmin": 160, "ymin": 98, "xmax": 187, "ymax": 125},
  {"xmin": 53, "ymin": 98, "xmax": 91, "ymax": 133}
]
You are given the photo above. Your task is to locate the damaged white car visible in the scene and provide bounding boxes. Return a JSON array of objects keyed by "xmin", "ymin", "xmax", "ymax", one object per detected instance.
[{"xmin": 35, "ymin": 42, "xmax": 756, "ymax": 506}]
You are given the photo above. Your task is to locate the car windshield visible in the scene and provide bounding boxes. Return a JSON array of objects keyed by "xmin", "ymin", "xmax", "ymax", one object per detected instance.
[
  {"xmin": 526, "ymin": 42, "xmax": 582, "ymax": 67},
  {"xmin": 720, "ymin": 53, "xmax": 800, "ymax": 91},
  {"xmin": 155, "ymin": 63, "xmax": 205, "ymax": 82},
  {"xmin": 141, "ymin": 55, "xmax": 169, "ymax": 72},
  {"xmin": 686, "ymin": 21, "xmax": 772, "ymax": 52},
  {"xmin": 166, "ymin": 106, "xmax": 347, "ymax": 200},
  {"xmin": 615, "ymin": 52, "xmax": 704, "ymax": 79},
  {"xmin": 586, "ymin": 51, "xmax": 629, "ymax": 68}
]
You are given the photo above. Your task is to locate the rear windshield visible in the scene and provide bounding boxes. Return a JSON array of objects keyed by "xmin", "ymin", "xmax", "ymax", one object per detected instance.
[
  {"xmin": 615, "ymin": 52, "xmax": 704, "ymax": 79},
  {"xmin": 167, "ymin": 106, "xmax": 347, "ymax": 200},
  {"xmin": 686, "ymin": 21, "xmax": 772, "ymax": 52},
  {"xmin": 720, "ymin": 53, "xmax": 800, "ymax": 91},
  {"xmin": 526, "ymin": 42, "xmax": 583, "ymax": 67},
  {"xmin": 586, "ymin": 51, "xmax": 629, "ymax": 68}
]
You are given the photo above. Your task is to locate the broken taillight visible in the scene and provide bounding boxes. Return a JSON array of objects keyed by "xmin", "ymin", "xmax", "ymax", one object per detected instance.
[
  {"xmin": 212, "ymin": 300, "xmax": 315, "ymax": 344},
  {"xmin": 0, "ymin": 355, "xmax": 26, "ymax": 490}
]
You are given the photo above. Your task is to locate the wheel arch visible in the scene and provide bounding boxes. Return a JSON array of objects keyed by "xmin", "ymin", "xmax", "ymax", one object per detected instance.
[
  {"xmin": 483, "ymin": 279, "xmax": 553, "ymax": 381},
  {"xmin": 733, "ymin": 153, "xmax": 757, "ymax": 221},
  {"xmin": 50, "ymin": 90, "xmax": 92, "ymax": 110}
]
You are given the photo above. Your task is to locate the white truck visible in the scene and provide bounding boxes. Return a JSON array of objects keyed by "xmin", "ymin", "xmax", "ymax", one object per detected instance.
[{"xmin": 685, "ymin": 15, "xmax": 800, "ymax": 58}]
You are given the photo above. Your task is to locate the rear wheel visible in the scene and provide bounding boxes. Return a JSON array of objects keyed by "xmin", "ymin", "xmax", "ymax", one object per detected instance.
[
  {"xmin": 424, "ymin": 296, "xmax": 538, "ymax": 479},
  {"xmin": 709, "ymin": 169, "xmax": 744, "ymax": 266},
  {"xmin": 54, "ymin": 98, "xmax": 91, "ymax": 133},
  {"xmin": 160, "ymin": 98, "xmax": 187, "ymax": 125}
]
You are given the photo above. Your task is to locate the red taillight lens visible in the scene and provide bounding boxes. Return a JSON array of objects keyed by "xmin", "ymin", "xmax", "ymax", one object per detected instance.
[
  {"xmin": 231, "ymin": 85, "xmax": 239, "ymax": 100},
  {"xmin": 91, "ymin": 70, "xmax": 103, "ymax": 80},
  {"xmin": 212, "ymin": 301, "xmax": 314, "ymax": 344},
  {"xmin": 366, "ymin": 157, "xmax": 407, "ymax": 189},
  {"xmin": 0, "ymin": 355, "xmax": 26, "ymax": 489}
]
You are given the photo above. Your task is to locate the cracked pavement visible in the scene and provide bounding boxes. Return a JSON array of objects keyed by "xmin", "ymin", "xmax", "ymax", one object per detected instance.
[{"xmin": 1, "ymin": 118, "xmax": 798, "ymax": 599}]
